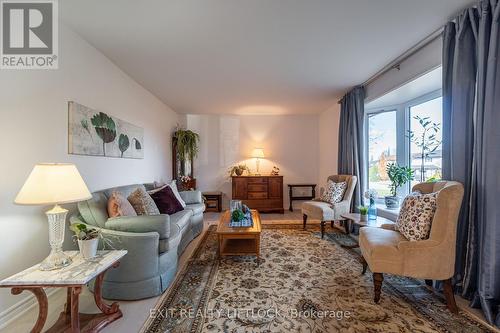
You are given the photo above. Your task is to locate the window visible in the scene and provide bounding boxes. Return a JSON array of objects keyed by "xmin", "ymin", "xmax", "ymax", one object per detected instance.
[
  {"xmin": 409, "ymin": 97, "xmax": 443, "ymax": 188},
  {"xmin": 368, "ymin": 111, "xmax": 397, "ymax": 197},
  {"xmin": 365, "ymin": 90, "xmax": 442, "ymax": 199}
]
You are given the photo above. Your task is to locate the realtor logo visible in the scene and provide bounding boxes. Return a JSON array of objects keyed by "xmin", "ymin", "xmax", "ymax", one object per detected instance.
[{"xmin": 1, "ymin": 0, "xmax": 58, "ymax": 69}]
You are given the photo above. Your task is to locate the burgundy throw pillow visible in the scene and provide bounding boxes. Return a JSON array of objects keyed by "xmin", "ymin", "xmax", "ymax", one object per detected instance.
[{"xmin": 150, "ymin": 185, "xmax": 184, "ymax": 215}]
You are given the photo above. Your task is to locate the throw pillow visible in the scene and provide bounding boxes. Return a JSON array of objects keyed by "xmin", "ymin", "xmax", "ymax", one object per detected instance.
[
  {"xmin": 320, "ymin": 180, "xmax": 347, "ymax": 204},
  {"xmin": 169, "ymin": 180, "xmax": 187, "ymax": 208},
  {"xmin": 396, "ymin": 191, "xmax": 438, "ymax": 241},
  {"xmin": 107, "ymin": 191, "xmax": 137, "ymax": 218},
  {"xmin": 147, "ymin": 184, "xmax": 168, "ymax": 195},
  {"xmin": 150, "ymin": 185, "xmax": 184, "ymax": 215},
  {"xmin": 127, "ymin": 187, "xmax": 160, "ymax": 216}
]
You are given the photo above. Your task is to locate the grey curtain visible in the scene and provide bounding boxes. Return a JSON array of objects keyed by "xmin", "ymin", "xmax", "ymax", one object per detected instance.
[
  {"xmin": 442, "ymin": 0, "xmax": 500, "ymax": 327},
  {"xmin": 338, "ymin": 86, "xmax": 365, "ymax": 209}
]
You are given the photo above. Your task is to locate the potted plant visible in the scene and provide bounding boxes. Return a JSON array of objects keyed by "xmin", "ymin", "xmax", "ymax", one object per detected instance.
[
  {"xmin": 70, "ymin": 223, "xmax": 100, "ymax": 259},
  {"xmin": 385, "ymin": 163, "xmax": 414, "ymax": 209},
  {"xmin": 229, "ymin": 164, "xmax": 250, "ymax": 176},
  {"xmin": 358, "ymin": 206, "xmax": 369, "ymax": 222},
  {"xmin": 174, "ymin": 128, "xmax": 200, "ymax": 162}
]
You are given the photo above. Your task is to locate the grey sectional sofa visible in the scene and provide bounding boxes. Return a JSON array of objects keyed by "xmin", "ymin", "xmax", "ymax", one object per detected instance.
[{"xmin": 69, "ymin": 183, "xmax": 205, "ymax": 300}]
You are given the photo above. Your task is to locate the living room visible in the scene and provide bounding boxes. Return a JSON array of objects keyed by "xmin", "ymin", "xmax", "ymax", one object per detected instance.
[{"xmin": 0, "ymin": 1, "xmax": 499, "ymax": 332}]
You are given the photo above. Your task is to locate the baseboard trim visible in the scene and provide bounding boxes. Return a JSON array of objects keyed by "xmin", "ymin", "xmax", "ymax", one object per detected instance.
[{"xmin": 0, "ymin": 287, "xmax": 62, "ymax": 330}]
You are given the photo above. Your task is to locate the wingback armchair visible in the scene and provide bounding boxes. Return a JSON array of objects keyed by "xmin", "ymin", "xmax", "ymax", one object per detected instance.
[
  {"xmin": 302, "ymin": 174, "xmax": 357, "ymax": 238},
  {"xmin": 359, "ymin": 181, "xmax": 464, "ymax": 313}
]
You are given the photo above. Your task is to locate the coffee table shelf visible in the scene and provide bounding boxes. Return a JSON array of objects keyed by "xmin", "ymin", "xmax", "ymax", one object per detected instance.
[{"xmin": 216, "ymin": 210, "xmax": 262, "ymax": 261}]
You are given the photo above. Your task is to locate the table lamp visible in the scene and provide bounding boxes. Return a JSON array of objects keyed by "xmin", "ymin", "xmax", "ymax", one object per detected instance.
[
  {"xmin": 251, "ymin": 148, "xmax": 265, "ymax": 175},
  {"xmin": 15, "ymin": 163, "xmax": 92, "ymax": 271}
]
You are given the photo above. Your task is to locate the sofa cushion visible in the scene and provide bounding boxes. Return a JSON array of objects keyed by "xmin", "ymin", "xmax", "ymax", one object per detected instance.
[
  {"xmin": 301, "ymin": 201, "xmax": 335, "ymax": 220},
  {"xmin": 359, "ymin": 227, "xmax": 407, "ymax": 263},
  {"xmin": 107, "ymin": 191, "xmax": 137, "ymax": 218},
  {"xmin": 170, "ymin": 210, "xmax": 192, "ymax": 231},
  {"xmin": 105, "ymin": 214, "xmax": 171, "ymax": 239},
  {"xmin": 150, "ymin": 186, "xmax": 184, "ymax": 215},
  {"xmin": 185, "ymin": 203, "xmax": 205, "ymax": 215},
  {"xmin": 128, "ymin": 188, "xmax": 160, "ymax": 216},
  {"xmin": 158, "ymin": 224, "xmax": 181, "ymax": 253},
  {"xmin": 78, "ymin": 193, "xmax": 109, "ymax": 228},
  {"xmin": 396, "ymin": 192, "xmax": 437, "ymax": 241},
  {"xmin": 169, "ymin": 180, "xmax": 186, "ymax": 208},
  {"xmin": 320, "ymin": 180, "xmax": 347, "ymax": 204}
]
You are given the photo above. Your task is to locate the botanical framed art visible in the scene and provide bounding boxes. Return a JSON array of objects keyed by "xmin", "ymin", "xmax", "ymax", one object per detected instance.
[{"xmin": 68, "ymin": 101, "xmax": 144, "ymax": 159}]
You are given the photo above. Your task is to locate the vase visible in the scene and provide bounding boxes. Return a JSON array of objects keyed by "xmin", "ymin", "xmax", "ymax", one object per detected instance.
[
  {"xmin": 360, "ymin": 214, "xmax": 368, "ymax": 222},
  {"xmin": 384, "ymin": 196, "xmax": 400, "ymax": 209},
  {"xmin": 78, "ymin": 238, "xmax": 99, "ymax": 259},
  {"xmin": 368, "ymin": 198, "xmax": 377, "ymax": 220}
]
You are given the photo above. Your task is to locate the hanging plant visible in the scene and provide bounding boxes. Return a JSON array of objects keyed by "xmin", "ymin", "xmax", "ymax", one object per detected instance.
[{"xmin": 174, "ymin": 129, "xmax": 200, "ymax": 161}]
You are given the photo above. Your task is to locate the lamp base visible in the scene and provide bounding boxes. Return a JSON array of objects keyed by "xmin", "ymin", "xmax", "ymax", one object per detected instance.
[
  {"xmin": 39, "ymin": 205, "xmax": 72, "ymax": 271},
  {"xmin": 39, "ymin": 249, "xmax": 72, "ymax": 271}
]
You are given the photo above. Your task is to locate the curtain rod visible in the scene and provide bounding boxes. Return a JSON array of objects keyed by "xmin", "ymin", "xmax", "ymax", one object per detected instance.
[{"xmin": 337, "ymin": 26, "xmax": 444, "ymax": 104}]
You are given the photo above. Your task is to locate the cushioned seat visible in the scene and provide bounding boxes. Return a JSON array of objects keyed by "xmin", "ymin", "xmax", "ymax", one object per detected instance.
[
  {"xmin": 359, "ymin": 227, "xmax": 406, "ymax": 273},
  {"xmin": 302, "ymin": 174, "xmax": 357, "ymax": 238},
  {"xmin": 301, "ymin": 201, "xmax": 335, "ymax": 220},
  {"xmin": 359, "ymin": 181, "xmax": 464, "ymax": 313},
  {"xmin": 185, "ymin": 203, "xmax": 205, "ymax": 215},
  {"xmin": 170, "ymin": 209, "xmax": 192, "ymax": 231},
  {"xmin": 159, "ymin": 223, "xmax": 182, "ymax": 253}
]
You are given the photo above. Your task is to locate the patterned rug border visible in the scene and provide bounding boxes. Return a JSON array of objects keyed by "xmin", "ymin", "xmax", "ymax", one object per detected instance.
[{"xmin": 141, "ymin": 223, "xmax": 495, "ymax": 333}]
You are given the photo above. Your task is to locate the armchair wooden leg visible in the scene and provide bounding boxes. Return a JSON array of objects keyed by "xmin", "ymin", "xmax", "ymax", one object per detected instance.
[
  {"xmin": 361, "ymin": 257, "xmax": 368, "ymax": 275},
  {"xmin": 425, "ymin": 279, "xmax": 433, "ymax": 287},
  {"xmin": 331, "ymin": 220, "xmax": 334, "ymax": 228},
  {"xmin": 373, "ymin": 273, "xmax": 384, "ymax": 303},
  {"xmin": 303, "ymin": 214, "xmax": 307, "ymax": 230},
  {"xmin": 320, "ymin": 221, "xmax": 326, "ymax": 239},
  {"xmin": 443, "ymin": 279, "xmax": 458, "ymax": 313}
]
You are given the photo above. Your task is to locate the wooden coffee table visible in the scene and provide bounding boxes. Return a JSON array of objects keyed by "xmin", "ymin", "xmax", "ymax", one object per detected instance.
[{"xmin": 216, "ymin": 210, "xmax": 262, "ymax": 262}]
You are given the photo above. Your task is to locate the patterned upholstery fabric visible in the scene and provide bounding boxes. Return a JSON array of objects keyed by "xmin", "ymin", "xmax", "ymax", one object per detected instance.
[
  {"xmin": 320, "ymin": 180, "xmax": 347, "ymax": 204},
  {"xmin": 127, "ymin": 187, "xmax": 160, "ymax": 215},
  {"xmin": 396, "ymin": 191, "xmax": 438, "ymax": 241},
  {"xmin": 107, "ymin": 191, "xmax": 137, "ymax": 218}
]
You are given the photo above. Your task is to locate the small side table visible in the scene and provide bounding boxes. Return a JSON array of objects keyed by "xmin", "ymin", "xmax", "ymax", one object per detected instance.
[
  {"xmin": 0, "ymin": 250, "xmax": 127, "ymax": 333},
  {"xmin": 287, "ymin": 184, "xmax": 316, "ymax": 211},
  {"xmin": 203, "ymin": 191, "xmax": 222, "ymax": 212},
  {"xmin": 340, "ymin": 213, "xmax": 394, "ymax": 249}
]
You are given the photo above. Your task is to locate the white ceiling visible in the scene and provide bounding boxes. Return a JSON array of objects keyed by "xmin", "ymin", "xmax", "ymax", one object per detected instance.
[
  {"xmin": 61, "ymin": 0, "xmax": 470, "ymax": 115},
  {"xmin": 366, "ymin": 66, "xmax": 442, "ymax": 110}
]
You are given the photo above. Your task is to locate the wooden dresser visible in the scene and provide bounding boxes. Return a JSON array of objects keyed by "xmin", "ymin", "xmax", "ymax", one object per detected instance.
[{"xmin": 231, "ymin": 176, "xmax": 284, "ymax": 213}]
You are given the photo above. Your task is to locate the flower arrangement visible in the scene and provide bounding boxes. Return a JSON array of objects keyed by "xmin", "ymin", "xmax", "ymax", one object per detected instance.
[{"xmin": 180, "ymin": 175, "xmax": 193, "ymax": 183}]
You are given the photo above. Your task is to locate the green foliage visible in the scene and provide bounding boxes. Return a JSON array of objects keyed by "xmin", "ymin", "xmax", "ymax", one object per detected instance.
[
  {"xmin": 70, "ymin": 223, "xmax": 100, "ymax": 241},
  {"xmin": 407, "ymin": 115, "xmax": 441, "ymax": 182},
  {"xmin": 133, "ymin": 138, "xmax": 142, "ymax": 150},
  {"xmin": 386, "ymin": 163, "xmax": 414, "ymax": 197},
  {"xmin": 174, "ymin": 129, "xmax": 200, "ymax": 161},
  {"xmin": 118, "ymin": 134, "xmax": 130, "ymax": 157},
  {"xmin": 91, "ymin": 112, "xmax": 116, "ymax": 156},
  {"xmin": 229, "ymin": 164, "xmax": 250, "ymax": 176},
  {"xmin": 358, "ymin": 206, "xmax": 369, "ymax": 215},
  {"xmin": 231, "ymin": 209, "xmax": 245, "ymax": 222}
]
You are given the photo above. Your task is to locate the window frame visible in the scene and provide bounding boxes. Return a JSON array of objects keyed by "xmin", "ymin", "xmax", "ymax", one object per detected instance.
[{"xmin": 364, "ymin": 89, "xmax": 442, "ymax": 201}]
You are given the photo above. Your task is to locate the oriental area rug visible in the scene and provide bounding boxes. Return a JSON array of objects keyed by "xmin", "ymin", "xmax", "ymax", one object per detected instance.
[{"xmin": 141, "ymin": 225, "xmax": 493, "ymax": 333}]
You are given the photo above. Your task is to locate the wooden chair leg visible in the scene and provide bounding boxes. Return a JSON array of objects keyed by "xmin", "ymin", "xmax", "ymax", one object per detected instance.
[
  {"xmin": 373, "ymin": 273, "xmax": 384, "ymax": 303},
  {"xmin": 331, "ymin": 220, "xmax": 334, "ymax": 228},
  {"xmin": 320, "ymin": 221, "xmax": 326, "ymax": 239},
  {"xmin": 361, "ymin": 257, "xmax": 368, "ymax": 275},
  {"xmin": 443, "ymin": 278, "xmax": 458, "ymax": 313},
  {"xmin": 303, "ymin": 214, "xmax": 307, "ymax": 230},
  {"xmin": 425, "ymin": 279, "xmax": 433, "ymax": 287}
]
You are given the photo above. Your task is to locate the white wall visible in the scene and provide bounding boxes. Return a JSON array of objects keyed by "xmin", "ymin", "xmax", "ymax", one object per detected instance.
[
  {"xmin": 0, "ymin": 25, "xmax": 179, "ymax": 317},
  {"xmin": 318, "ymin": 104, "xmax": 341, "ymax": 191},
  {"xmin": 186, "ymin": 114, "xmax": 320, "ymax": 209}
]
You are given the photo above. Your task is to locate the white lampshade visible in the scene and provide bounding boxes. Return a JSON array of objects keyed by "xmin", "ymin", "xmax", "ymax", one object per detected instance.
[
  {"xmin": 15, "ymin": 163, "xmax": 92, "ymax": 205},
  {"xmin": 251, "ymin": 148, "xmax": 265, "ymax": 158}
]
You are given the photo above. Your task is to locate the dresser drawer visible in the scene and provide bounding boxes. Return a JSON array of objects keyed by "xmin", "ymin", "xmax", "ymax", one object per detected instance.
[
  {"xmin": 248, "ymin": 184, "xmax": 267, "ymax": 192},
  {"xmin": 248, "ymin": 177, "xmax": 267, "ymax": 184},
  {"xmin": 248, "ymin": 192, "xmax": 268, "ymax": 199}
]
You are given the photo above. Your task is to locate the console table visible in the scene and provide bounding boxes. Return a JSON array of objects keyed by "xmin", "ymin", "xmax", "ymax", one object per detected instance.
[
  {"xmin": 287, "ymin": 183, "xmax": 316, "ymax": 211},
  {"xmin": 232, "ymin": 176, "xmax": 284, "ymax": 213},
  {"xmin": 0, "ymin": 250, "xmax": 127, "ymax": 333}
]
